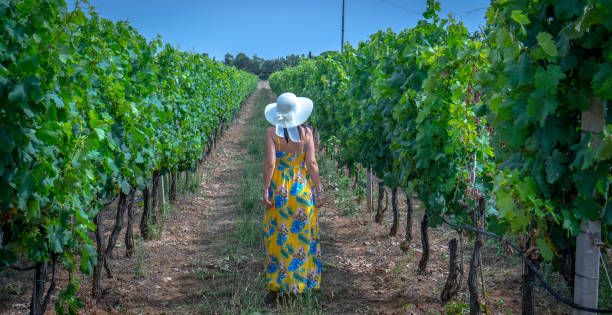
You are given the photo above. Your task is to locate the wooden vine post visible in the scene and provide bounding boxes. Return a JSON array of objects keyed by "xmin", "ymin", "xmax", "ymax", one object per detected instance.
[
  {"xmin": 124, "ymin": 190, "xmax": 137, "ymax": 257},
  {"xmin": 375, "ymin": 182, "xmax": 387, "ymax": 223},
  {"xmin": 573, "ymin": 96, "xmax": 604, "ymax": 315},
  {"xmin": 400, "ymin": 192, "xmax": 413, "ymax": 252},
  {"xmin": 169, "ymin": 168, "xmax": 178, "ymax": 202},
  {"xmin": 139, "ymin": 186, "xmax": 151, "ymax": 240},
  {"xmin": 417, "ymin": 212, "xmax": 429, "ymax": 275},
  {"xmin": 150, "ymin": 171, "xmax": 161, "ymax": 225},
  {"xmin": 390, "ymin": 187, "xmax": 399, "ymax": 236},
  {"xmin": 366, "ymin": 168, "xmax": 373, "ymax": 211},
  {"xmin": 468, "ymin": 196, "xmax": 486, "ymax": 314},
  {"xmin": 522, "ymin": 231, "xmax": 541, "ymax": 315},
  {"xmin": 92, "ymin": 212, "xmax": 105, "ymax": 297},
  {"xmin": 440, "ymin": 238, "xmax": 461, "ymax": 303}
]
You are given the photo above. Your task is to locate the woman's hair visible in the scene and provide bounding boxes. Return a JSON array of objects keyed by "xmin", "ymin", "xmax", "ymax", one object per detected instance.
[{"xmin": 283, "ymin": 126, "xmax": 304, "ymax": 143}]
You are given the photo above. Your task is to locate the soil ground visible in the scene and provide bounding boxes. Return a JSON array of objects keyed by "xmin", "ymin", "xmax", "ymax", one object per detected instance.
[{"xmin": 2, "ymin": 81, "xmax": 604, "ymax": 314}]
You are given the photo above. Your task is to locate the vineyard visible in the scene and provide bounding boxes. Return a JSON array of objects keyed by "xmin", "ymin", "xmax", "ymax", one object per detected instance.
[
  {"xmin": 1, "ymin": 0, "xmax": 611, "ymax": 314},
  {"xmin": 270, "ymin": 0, "xmax": 611, "ymax": 313},
  {"xmin": 1, "ymin": 0, "xmax": 256, "ymax": 313}
]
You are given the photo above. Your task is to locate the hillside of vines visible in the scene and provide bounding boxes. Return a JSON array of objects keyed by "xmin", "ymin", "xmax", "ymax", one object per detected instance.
[
  {"xmin": 270, "ymin": 0, "xmax": 611, "ymax": 312},
  {"xmin": 0, "ymin": 0, "xmax": 256, "ymax": 313}
]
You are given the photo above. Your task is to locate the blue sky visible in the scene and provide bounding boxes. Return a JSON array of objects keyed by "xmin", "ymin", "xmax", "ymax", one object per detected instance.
[{"xmin": 72, "ymin": 0, "xmax": 489, "ymax": 61}]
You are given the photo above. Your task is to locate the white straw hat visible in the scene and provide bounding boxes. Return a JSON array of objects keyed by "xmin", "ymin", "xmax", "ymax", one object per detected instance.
[{"xmin": 265, "ymin": 92, "xmax": 313, "ymax": 142}]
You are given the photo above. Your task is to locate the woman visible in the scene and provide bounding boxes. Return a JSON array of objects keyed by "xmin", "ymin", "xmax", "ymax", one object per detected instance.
[{"xmin": 261, "ymin": 92, "xmax": 324, "ymax": 297}]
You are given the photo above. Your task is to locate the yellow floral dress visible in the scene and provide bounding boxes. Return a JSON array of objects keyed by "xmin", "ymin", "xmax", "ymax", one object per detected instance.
[{"xmin": 263, "ymin": 137, "xmax": 321, "ymax": 293}]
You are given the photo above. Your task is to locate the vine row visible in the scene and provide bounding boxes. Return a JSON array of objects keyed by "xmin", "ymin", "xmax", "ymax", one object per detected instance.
[
  {"xmin": 0, "ymin": 0, "xmax": 257, "ymax": 313},
  {"xmin": 270, "ymin": 0, "xmax": 611, "ymax": 312}
]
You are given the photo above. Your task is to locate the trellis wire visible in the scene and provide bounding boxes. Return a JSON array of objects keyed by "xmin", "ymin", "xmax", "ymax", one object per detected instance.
[
  {"xmin": 602, "ymin": 249, "xmax": 612, "ymax": 290},
  {"xmin": 442, "ymin": 218, "xmax": 612, "ymax": 313}
]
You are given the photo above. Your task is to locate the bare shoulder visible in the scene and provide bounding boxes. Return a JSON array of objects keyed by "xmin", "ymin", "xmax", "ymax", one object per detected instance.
[{"xmin": 266, "ymin": 127, "xmax": 275, "ymax": 137}]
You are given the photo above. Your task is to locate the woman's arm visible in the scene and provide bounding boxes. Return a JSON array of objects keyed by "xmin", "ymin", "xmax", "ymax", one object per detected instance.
[
  {"xmin": 305, "ymin": 128, "xmax": 324, "ymax": 206},
  {"xmin": 262, "ymin": 128, "xmax": 276, "ymax": 207}
]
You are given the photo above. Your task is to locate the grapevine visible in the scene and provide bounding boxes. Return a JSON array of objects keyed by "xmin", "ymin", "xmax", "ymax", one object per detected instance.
[
  {"xmin": 270, "ymin": 0, "xmax": 611, "ymax": 312},
  {"xmin": 0, "ymin": 1, "xmax": 256, "ymax": 313}
]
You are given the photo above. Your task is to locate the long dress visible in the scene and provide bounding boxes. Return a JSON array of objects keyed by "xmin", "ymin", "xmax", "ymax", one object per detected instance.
[{"xmin": 263, "ymin": 137, "xmax": 321, "ymax": 293}]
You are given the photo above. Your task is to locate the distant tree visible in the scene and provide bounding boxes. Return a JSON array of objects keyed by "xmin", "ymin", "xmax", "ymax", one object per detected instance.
[
  {"xmin": 234, "ymin": 53, "xmax": 253, "ymax": 72},
  {"xmin": 221, "ymin": 52, "xmax": 313, "ymax": 79},
  {"xmin": 319, "ymin": 51, "xmax": 335, "ymax": 57},
  {"xmin": 224, "ymin": 53, "xmax": 234, "ymax": 65},
  {"xmin": 252, "ymin": 54, "xmax": 265, "ymax": 74},
  {"xmin": 260, "ymin": 59, "xmax": 276, "ymax": 79},
  {"xmin": 286, "ymin": 54, "xmax": 302, "ymax": 67}
]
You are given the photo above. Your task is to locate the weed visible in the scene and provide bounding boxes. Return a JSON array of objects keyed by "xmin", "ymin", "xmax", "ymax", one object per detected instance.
[
  {"xmin": 232, "ymin": 213, "xmax": 262, "ymax": 250},
  {"xmin": 1, "ymin": 281, "xmax": 25, "ymax": 299},
  {"xmin": 184, "ymin": 169, "xmax": 201, "ymax": 194},
  {"xmin": 321, "ymin": 154, "xmax": 360, "ymax": 217},
  {"xmin": 135, "ymin": 237, "xmax": 147, "ymax": 277},
  {"xmin": 444, "ymin": 300, "xmax": 469, "ymax": 314},
  {"xmin": 232, "ymin": 91, "xmax": 266, "ymax": 250},
  {"xmin": 152, "ymin": 202, "xmax": 175, "ymax": 239},
  {"xmin": 238, "ymin": 174, "xmax": 262, "ymax": 216},
  {"xmin": 194, "ymin": 268, "xmax": 213, "ymax": 281}
]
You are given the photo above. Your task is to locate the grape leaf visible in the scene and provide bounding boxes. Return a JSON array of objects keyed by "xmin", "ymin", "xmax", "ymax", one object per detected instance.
[
  {"xmin": 534, "ymin": 65, "xmax": 565, "ymax": 95},
  {"xmin": 562, "ymin": 209, "xmax": 580, "ymax": 236},
  {"xmin": 536, "ymin": 32, "xmax": 558, "ymax": 57},
  {"xmin": 36, "ymin": 121, "xmax": 63, "ymax": 145},
  {"xmin": 17, "ymin": 173, "xmax": 34, "ymax": 210},
  {"xmin": 0, "ymin": 127, "xmax": 16, "ymax": 153},
  {"xmin": 511, "ymin": 10, "xmax": 530, "ymax": 25},
  {"xmin": 536, "ymin": 238, "xmax": 554, "ymax": 261},
  {"xmin": 592, "ymin": 62, "xmax": 612, "ymax": 99},
  {"xmin": 80, "ymin": 244, "xmax": 97, "ymax": 274},
  {"xmin": 47, "ymin": 225, "xmax": 70, "ymax": 253},
  {"xmin": 545, "ymin": 149, "xmax": 567, "ymax": 184},
  {"xmin": 8, "ymin": 83, "xmax": 25, "ymax": 105},
  {"xmin": 573, "ymin": 196, "xmax": 600, "ymax": 220},
  {"xmin": 16, "ymin": 55, "xmax": 40, "ymax": 73},
  {"xmin": 603, "ymin": 202, "xmax": 612, "ymax": 225}
]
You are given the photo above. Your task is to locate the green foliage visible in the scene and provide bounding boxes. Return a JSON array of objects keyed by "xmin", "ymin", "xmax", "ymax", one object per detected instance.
[
  {"xmin": 481, "ymin": 0, "xmax": 612, "ymax": 258},
  {"xmin": 270, "ymin": 0, "xmax": 612, "ymax": 273},
  {"xmin": 324, "ymin": 166, "xmax": 358, "ymax": 216},
  {"xmin": 0, "ymin": 0, "xmax": 257, "ymax": 311},
  {"xmin": 224, "ymin": 52, "xmax": 311, "ymax": 79},
  {"xmin": 443, "ymin": 300, "xmax": 469, "ymax": 314},
  {"xmin": 135, "ymin": 237, "xmax": 147, "ymax": 277},
  {"xmin": 270, "ymin": 4, "xmax": 494, "ymax": 230}
]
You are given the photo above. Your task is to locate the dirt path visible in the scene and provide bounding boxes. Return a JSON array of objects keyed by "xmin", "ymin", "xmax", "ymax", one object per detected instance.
[
  {"xmin": 77, "ymin": 81, "xmax": 268, "ymax": 314},
  {"xmin": 1, "ymin": 78, "xmax": 264, "ymax": 312}
]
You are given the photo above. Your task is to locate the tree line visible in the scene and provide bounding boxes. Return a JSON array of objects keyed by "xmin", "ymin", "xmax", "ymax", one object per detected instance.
[{"xmin": 221, "ymin": 52, "xmax": 325, "ymax": 79}]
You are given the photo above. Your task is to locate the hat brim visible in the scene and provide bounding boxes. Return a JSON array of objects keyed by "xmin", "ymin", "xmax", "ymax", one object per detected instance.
[{"xmin": 264, "ymin": 97, "xmax": 313, "ymax": 128}]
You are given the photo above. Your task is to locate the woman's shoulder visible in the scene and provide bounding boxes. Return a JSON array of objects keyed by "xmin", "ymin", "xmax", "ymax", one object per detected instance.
[{"xmin": 266, "ymin": 127, "xmax": 275, "ymax": 136}]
